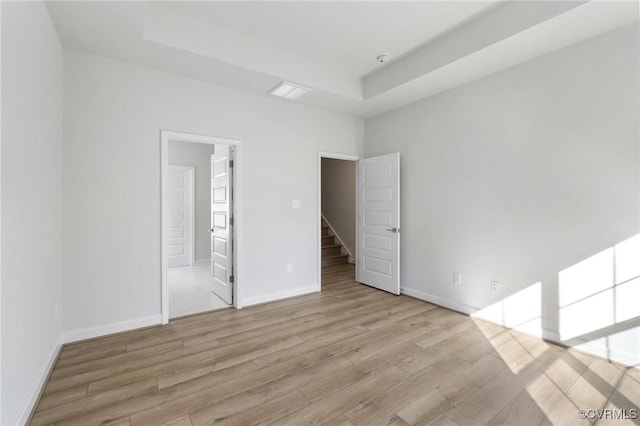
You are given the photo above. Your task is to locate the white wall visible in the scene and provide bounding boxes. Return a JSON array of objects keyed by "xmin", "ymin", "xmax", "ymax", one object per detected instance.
[
  {"xmin": 1, "ymin": 2, "xmax": 64, "ymax": 424},
  {"xmin": 366, "ymin": 24, "xmax": 640, "ymax": 365},
  {"xmin": 62, "ymin": 50, "xmax": 364, "ymax": 336},
  {"xmin": 321, "ymin": 158, "xmax": 356, "ymax": 256},
  {"xmin": 168, "ymin": 140, "xmax": 216, "ymax": 262}
]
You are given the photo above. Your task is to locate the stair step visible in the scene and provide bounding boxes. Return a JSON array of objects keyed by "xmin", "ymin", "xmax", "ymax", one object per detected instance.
[
  {"xmin": 322, "ymin": 245, "xmax": 342, "ymax": 256},
  {"xmin": 320, "ymin": 219, "xmax": 348, "ymax": 266},
  {"xmin": 322, "ymin": 243, "xmax": 340, "ymax": 249},
  {"xmin": 321, "ymin": 236, "xmax": 334, "ymax": 245},
  {"xmin": 322, "ymin": 254, "xmax": 349, "ymax": 267}
]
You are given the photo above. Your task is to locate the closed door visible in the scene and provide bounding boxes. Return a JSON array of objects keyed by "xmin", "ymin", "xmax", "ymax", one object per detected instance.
[
  {"xmin": 356, "ymin": 153, "xmax": 400, "ymax": 295},
  {"xmin": 167, "ymin": 166, "xmax": 194, "ymax": 268},
  {"xmin": 210, "ymin": 146, "xmax": 234, "ymax": 304}
]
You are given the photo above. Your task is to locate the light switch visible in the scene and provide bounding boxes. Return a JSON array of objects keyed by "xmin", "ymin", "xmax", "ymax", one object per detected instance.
[{"xmin": 292, "ymin": 200, "xmax": 301, "ymax": 209}]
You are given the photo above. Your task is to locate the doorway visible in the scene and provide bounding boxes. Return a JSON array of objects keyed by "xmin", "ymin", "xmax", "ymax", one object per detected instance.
[
  {"xmin": 318, "ymin": 150, "xmax": 401, "ymax": 295},
  {"xmin": 318, "ymin": 152, "xmax": 359, "ymax": 288},
  {"xmin": 161, "ymin": 130, "xmax": 242, "ymax": 324}
]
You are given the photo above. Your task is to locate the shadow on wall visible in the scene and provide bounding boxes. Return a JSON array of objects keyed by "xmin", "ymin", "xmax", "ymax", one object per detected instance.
[{"xmin": 472, "ymin": 233, "xmax": 640, "ymax": 367}]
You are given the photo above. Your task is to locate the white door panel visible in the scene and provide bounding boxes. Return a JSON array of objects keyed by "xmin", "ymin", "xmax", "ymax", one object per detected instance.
[
  {"xmin": 210, "ymin": 147, "xmax": 233, "ymax": 304},
  {"xmin": 356, "ymin": 153, "xmax": 400, "ymax": 295},
  {"xmin": 167, "ymin": 166, "xmax": 194, "ymax": 268}
]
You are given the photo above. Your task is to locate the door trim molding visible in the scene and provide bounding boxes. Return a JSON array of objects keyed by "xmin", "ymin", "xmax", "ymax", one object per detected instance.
[
  {"xmin": 161, "ymin": 130, "xmax": 243, "ymax": 324},
  {"xmin": 317, "ymin": 151, "xmax": 360, "ymax": 290}
]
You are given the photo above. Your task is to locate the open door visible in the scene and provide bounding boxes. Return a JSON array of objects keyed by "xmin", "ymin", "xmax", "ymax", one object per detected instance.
[
  {"xmin": 356, "ymin": 152, "xmax": 400, "ymax": 295},
  {"xmin": 210, "ymin": 146, "xmax": 234, "ymax": 304},
  {"xmin": 167, "ymin": 166, "xmax": 194, "ymax": 268}
]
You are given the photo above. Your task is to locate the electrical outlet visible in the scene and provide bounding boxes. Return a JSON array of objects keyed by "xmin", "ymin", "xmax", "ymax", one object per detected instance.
[
  {"xmin": 286, "ymin": 264, "xmax": 293, "ymax": 274},
  {"xmin": 491, "ymin": 281, "xmax": 500, "ymax": 294},
  {"xmin": 453, "ymin": 272, "xmax": 462, "ymax": 285}
]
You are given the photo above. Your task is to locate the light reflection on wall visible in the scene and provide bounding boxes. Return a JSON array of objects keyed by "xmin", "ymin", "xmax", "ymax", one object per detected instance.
[
  {"xmin": 471, "ymin": 234, "xmax": 639, "ymax": 366},
  {"xmin": 472, "ymin": 282, "xmax": 542, "ymax": 337},
  {"xmin": 558, "ymin": 234, "xmax": 640, "ymax": 364}
]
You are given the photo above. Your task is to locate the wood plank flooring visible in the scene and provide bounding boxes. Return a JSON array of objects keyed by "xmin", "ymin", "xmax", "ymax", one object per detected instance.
[{"xmin": 30, "ymin": 264, "xmax": 639, "ymax": 425}]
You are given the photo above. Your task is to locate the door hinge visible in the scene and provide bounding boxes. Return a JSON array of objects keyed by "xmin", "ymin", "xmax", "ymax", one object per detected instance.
[
  {"xmin": 229, "ymin": 217, "xmax": 234, "ymax": 226},
  {"xmin": 229, "ymin": 160, "xmax": 234, "ymax": 168},
  {"xmin": 229, "ymin": 275, "xmax": 235, "ymax": 284}
]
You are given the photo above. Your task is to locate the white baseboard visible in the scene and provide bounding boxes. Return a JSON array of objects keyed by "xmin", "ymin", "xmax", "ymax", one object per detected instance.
[
  {"xmin": 16, "ymin": 335, "xmax": 62, "ymax": 426},
  {"xmin": 62, "ymin": 315, "xmax": 162, "ymax": 344},
  {"xmin": 400, "ymin": 286, "xmax": 477, "ymax": 315},
  {"xmin": 400, "ymin": 286, "xmax": 639, "ymax": 367},
  {"xmin": 541, "ymin": 328, "xmax": 562, "ymax": 342},
  {"xmin": 242, "ymin": 285, "xmax": 319, "ymax": 307},
  {"xmin": 194, "ymin": 259, "xmax": 209, "ymax": 265},
  {"xmin": 562, "ymin": 337, "xmax": 640, "ymax": 367}
]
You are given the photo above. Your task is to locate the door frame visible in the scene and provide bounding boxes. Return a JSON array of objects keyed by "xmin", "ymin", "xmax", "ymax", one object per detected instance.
[
  {"xmin": 167, "ymin": 165, "xmax": 195, "ymax": 268},
  {"xmin": 317, "ymin": 151, "xmax": 360, "ymax": 290},
  {"xmin": 161, "ymin": 130, "xmax": 243, "ymax": 324}
]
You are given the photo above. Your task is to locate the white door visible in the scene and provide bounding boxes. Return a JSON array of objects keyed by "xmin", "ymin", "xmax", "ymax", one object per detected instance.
[
  {"xmin": 167, "ymin": 166, "xmax": 194, "ymax": 268},
  {"xmin": 210, "ymin": 146, "xmax": 234, "ymax": 304},
  {"xmin": 356, "ymin": 153, "xmax": 400, "ymax": 295}
]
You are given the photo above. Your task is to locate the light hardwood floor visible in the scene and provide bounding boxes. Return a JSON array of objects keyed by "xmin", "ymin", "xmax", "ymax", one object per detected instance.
[{"xmin": 30, "ymin": 264, "xmax": 639, "ymax": 425}]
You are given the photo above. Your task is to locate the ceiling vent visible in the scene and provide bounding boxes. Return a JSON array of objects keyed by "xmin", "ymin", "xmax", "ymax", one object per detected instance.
[{"xmin": 268, "ymin": 81, "xmax": 311, "ymax": 100}]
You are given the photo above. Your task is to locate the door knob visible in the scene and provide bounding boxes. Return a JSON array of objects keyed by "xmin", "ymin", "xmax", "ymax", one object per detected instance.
[
  {"xmin": 209, "ymin": 227, "xmax": 214, "ymax": 233},
  {"xmin": 386, "ymin": 227, "xmax": 400, "ymax": 233}
]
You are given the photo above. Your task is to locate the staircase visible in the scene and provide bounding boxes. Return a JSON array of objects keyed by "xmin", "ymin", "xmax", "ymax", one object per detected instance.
[{"xmin": 321, "ymin": 218, "xmax": 350, "ymax": 266}]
